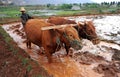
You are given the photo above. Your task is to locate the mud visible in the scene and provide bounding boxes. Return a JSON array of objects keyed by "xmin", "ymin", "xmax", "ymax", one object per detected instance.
[
  {"xmin": 94, "ymin": 62, "xmax": 120, "ymax": 77},
  {"xmin": 112, "ymin": 48, "xmax": 120, "ymax": 61},
  {"xmin": 0, "ymin": 28, "xmax": 52, "ymax": 77},
  {"xmin": 2, "ymin": 17, "xmax": 120, "ymax": 77}
]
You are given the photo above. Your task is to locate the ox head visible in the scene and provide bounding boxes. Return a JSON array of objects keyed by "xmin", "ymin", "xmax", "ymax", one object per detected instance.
[
  {"xmin": 77, "ymin": 21, "xmax": 100, "ymax": 44},
  {"xmin": 56, "ymin": 26, "xmax": 83, "ymax": 50}
]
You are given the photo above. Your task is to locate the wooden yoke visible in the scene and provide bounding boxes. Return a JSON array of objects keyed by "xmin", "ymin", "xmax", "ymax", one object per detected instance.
[{"xmin": 41, "ymin": 24, "xmax": 77, "ymax": 30}]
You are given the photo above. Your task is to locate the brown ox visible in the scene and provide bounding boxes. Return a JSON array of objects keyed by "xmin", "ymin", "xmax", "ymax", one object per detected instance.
[
  {"xmin": 25, "ymin": 19, "xmax": 82, "ymax": 63},
  {"xmin": 48, "ymin": 16, "xmax": 76, "ymax": 25},
  {"xmin": 47, "ymin": 17, "xmax": 100, "ymax": 44}
]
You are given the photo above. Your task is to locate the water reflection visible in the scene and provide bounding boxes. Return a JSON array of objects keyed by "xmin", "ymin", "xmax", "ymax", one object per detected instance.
[{"xmin": 28, "ymin": 10, "xmax": 61, "ymax": 16}]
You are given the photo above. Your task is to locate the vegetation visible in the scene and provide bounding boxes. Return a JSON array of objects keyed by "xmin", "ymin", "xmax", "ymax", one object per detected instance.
[
  {"xmin": 0, "ymin": 26, "xmax": 51, "ymax": 77},
  {"xmin": 0, "ymin": 1, "xmax": 120, "ymax": 24}
]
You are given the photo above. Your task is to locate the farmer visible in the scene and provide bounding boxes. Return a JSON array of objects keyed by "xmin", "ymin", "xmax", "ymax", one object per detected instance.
[{"xmin": 20, "ymin": 7, "xmax": 33, "ymax": 27}]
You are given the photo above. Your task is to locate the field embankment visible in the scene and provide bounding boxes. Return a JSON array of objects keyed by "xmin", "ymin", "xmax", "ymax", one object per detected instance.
[{"xmin": 0, "ymin": 26, "xmax": 52, "ymax": 77}]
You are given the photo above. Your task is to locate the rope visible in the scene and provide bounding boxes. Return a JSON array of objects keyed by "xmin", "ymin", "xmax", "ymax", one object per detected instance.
[
  {"xmin": 55, "ymin": 28, "xmax": 83, "ymax": 51},
  {"xmin": 55, "ymin": 33, "xmax": 62, "ymax": 52},
  {"xmin": 56, "ymin": 37, "xmax": 61, "ymax": 46}
]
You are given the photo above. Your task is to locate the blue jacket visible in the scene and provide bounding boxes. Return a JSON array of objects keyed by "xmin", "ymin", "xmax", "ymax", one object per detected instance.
[{"xmin": 21, "ymin": 13, "xmax": 32, "ymax": 26}]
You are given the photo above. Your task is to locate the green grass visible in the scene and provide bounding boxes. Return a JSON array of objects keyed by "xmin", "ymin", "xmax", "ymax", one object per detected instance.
[
  {"xmin": 0, "ymin": 5, "xmax": 118, "ymax": 18},
  {"xmin": 3, "ymin": 11, "xmax": 20, "ymax": 17},
  {"xmin": 0, "ymin": 26, "xmax": 12, "ymax": 43},
  {"xmin": 22, "ymin": 58, "xmax": 29, "ymax": 66},
  {"xmin": 0, "ymin": 26, "xmax": 19, "ymax": 54},
  {"xmin": 0, "ymin": 6, "xmax": 20, "ymax": 18},
  {"xmin": 56, "ymin": 10, "xmax": 96, "ymax": 16},
  {"xmin": 0, "ymin": 5, "xmax": 120, "ymax": 24},
  {"xmin": 0, "ymin": 26, "xmax": 50, "ymax": 77},
  {"xmin": 0, "ymin": 26, "xmax": 33, "ymax": 73},
  {"xmin": 56, "ymin": 10, "xmax": 80, "ymax": 15},
  {"xmin": 27, "ymin": 65, "xmax": 32, "ymax": 72},
  {"xmin": 32, "ymin": 75, "xmax": 43, "ymax": 77}
]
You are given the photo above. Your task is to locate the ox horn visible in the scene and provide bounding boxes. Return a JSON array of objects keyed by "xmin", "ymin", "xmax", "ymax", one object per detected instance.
[
  {"xmin": 84, "ymin": 20, "xmax": 88, "ymax": 24},
  {"xmin": 77, "ymin": 21, "xmax": 85, "ymax": 26},
  {"xmin": 77, "ymin": 21, "xmax": 85, "ymax": 28}
]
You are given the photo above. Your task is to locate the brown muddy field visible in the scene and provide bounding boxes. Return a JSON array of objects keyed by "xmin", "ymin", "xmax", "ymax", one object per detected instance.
[
  {"xmin": 0, "ymin": 25, "xmax": 52, "ymax": 77},
  {"xmin": 1, "ymin": 18, "xmax": 120, "ymax": 77}
]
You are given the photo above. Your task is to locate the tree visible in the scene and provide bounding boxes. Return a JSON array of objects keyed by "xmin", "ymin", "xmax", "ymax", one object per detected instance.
[
  {"xmin": 58, "ymin": 4, "xmax": 72, "ymax": 10},
  {"xmin": 117, "ymin": 2, "xmax": 120, "ymax": 6},
  {"xmin": 110, "ymin": 1, "xmax": 115, "ymax": 5},
  {"xmin": 47, "ymin": 4, "xmax": 51, "ymax": 8}
]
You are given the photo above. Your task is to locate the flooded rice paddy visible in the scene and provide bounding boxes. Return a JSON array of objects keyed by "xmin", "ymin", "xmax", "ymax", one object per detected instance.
[{"xmin": 2, "ymin": 15, "xmax": 120, "ymax": 77}]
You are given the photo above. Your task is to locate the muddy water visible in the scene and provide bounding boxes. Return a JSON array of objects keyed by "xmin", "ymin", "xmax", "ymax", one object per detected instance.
[
  {"xmin": 16, "ymin": 42, "xmax": 88, "ymax": 77},
  {"xmin": 2, "ymin": 22, "xmax": 120, "ymax": 77},
  {"xmin": 2, "ymin": 23, "xmax": 84, "ymax": 77},
  {"xmin": 26, "ymin": 47, "xmax": 103, "ymax": 77}
]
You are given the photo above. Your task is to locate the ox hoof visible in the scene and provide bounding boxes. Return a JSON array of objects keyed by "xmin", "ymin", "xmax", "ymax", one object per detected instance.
[
  {"xmin": 27, "ymin": 46, "xmax": 32, "ymax": 49},
  {"xmin": 67, "ymin": 48, "xmax": 74, "ymax": 57}
]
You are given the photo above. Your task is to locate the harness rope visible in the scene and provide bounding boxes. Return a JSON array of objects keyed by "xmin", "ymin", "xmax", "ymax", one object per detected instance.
[
  {"xmin": 55, "ymin": 32, "xmax": 62, "ymax": 52},
  {"xmin": 63, "ymin": 31, "xmax": 82, "ymax": 49},
  {"xmin": 55, "ymin": 28, "xmax": 82, "ymax": 51}
]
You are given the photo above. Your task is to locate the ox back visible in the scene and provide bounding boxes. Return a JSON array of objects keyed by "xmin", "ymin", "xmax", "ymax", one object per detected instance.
[{"xmin": 25, "ymin": 19, "xmax": 82, "ymax": 63}]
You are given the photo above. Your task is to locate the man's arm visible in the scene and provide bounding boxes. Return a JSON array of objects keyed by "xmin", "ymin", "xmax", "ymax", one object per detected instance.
[{"xmin": 27, "ymin": 14, "xmax": 33, "ymax": 19}]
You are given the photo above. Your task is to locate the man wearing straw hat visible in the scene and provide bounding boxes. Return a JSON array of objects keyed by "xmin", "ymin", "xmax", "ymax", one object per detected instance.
[{"xmin": 20, "ymin": 7, "xmax": 33, "ymax": 27}]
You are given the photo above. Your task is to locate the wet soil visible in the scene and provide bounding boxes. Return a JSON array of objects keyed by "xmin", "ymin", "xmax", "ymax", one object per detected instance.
[
  {"xmin": 1, "ymin": 22, "xmax": 120, "ymax": 77},
  {"xmin": 72, "ymin": 51, "xmax": 120, "ymax": 77},
  {"xmin": 0, "ymin": 27, "xmax": 52, "ymax": 77}
]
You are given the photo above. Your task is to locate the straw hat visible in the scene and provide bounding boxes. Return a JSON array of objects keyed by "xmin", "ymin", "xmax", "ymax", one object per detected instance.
[{"xmin": 20, "ymin": 7, "xmax": 26, "ymax": 12}]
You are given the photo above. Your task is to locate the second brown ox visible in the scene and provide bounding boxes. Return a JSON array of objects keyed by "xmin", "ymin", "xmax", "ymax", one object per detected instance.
[
  {"xmin": 25, "ymin": 19, "xmax": 82, "ymax": 63},
  {"xmin": 48, "ymin": 17, "xmax": 100, "ymax": 44}
]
